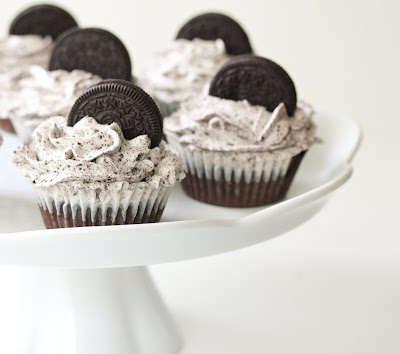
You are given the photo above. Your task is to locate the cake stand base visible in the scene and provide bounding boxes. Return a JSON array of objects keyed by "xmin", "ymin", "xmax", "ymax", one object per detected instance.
[{"xmin": 13, "ymin": 266, "xmax": 181, "ymax": 354}]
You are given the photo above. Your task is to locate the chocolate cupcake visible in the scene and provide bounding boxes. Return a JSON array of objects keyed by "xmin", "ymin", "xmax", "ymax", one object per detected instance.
[
  {"xmin": 164, "ymin": 56, "xmax": 317, "ymax": 207},
  {"xmin": 141, "ymin": 12, "xmax": 252, "ymax": 117},
  {"xmin": 0, "ymin": 4, "xmax": 78, "ymax": 134},
  {"xmin": 14, "ymin": 80, "xmax": 185, "ymax": 228},
  {"xmin": 1, "ymin": 27, "xmax": 133, "ymax": 143}
]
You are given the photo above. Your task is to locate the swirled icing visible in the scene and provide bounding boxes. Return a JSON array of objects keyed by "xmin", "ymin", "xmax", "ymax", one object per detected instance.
[
  {"xmin": 0, "ymin": 35, "xmax": 52, "ymax": 74},
  {"xmin": 164, "ymin": 95, "xmax": 317, "ymax": 158},
  {"xmin": 142, "ymin": 39, "xmax": 229, "ymax": 103},
  {"xmin": 14, "ymin": 116, "xmax": 186, "ymax": 189},
  {"xmin": 0, "ymin": 66, "xmax": 102, "ymax": 126}
]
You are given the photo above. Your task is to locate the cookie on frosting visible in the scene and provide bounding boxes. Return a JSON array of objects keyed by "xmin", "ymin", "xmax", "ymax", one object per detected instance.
[
  {"xmin": 68, "ymin": 79, "xmax": 162, "ymax": 147},
  {"xmin": 49, "ymin": 28, "xmax": 132, "ymax": 81},
  {"xmin": 210, "ymin": 55, "xmax": 297, "ymax": 116},
  {"xmin": 176, "ymin": 13, "xmax": 252, "ymax": 55},
  {"xmin": 163, "ymin": 55, "xmax": 317, "ymax": 207},
  {"xmin": 0, "ymin": 26, "xmax": 136, "ymax": 143},
  {"xmin": 13, "ymin": 82, "xmax": 185, "ymax": 228},
  {"xmin": 141, "ymin": 12, "xmax": 253, "ymax": 117}
]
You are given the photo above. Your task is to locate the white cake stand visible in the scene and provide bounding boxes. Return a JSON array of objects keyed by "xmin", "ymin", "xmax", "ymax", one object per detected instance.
[{"xmin": 0, "ymin": 109, "xmax": 361, "ymax": 354}]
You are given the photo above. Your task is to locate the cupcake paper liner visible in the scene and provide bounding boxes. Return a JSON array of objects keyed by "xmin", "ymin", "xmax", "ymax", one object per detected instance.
[
  {"xmin": 36, "ymin": 183, "xmax": 172, "ymax": 229},
  {"xmin": 0, "ymin": 119, "xmax": 16, "ymax": 134},
  {"xmin": 168, "ymin": 137, "xmax": 306, "ymax": 207}
]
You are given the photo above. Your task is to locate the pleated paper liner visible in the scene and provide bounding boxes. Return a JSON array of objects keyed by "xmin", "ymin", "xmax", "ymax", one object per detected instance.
[
  {"xmin": 39, "ymin": 203, "xmax": 166, "ymax": 228},
  {"xmin": 181, "ymin": 152, "xmax": 305, "ymax": 207},
  {"xmin": 36, "ymin": 184, "xmax": 172, "ymax": 229}
]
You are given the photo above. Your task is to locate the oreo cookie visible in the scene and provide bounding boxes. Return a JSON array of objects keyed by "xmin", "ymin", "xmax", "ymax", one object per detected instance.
[
  {"xmin": 49, "ymin": 28, "xmax": 132, "ymax": 81},
  {"xmin": 176, "ymin": 13, "xmax": 252, "ymax": 55},
  {"xmin": 209, "ymin": 56, "xmax": 297, "ymax": 116},
  {"xmin": 9, "ymin": 4, "xmax": 78, "ymax": 40},
  {"xmin": 68, "ymin": 80, "xmax": 163, "ymax": 148}
]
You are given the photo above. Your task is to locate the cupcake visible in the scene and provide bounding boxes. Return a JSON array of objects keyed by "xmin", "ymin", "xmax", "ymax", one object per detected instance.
[
  {"xmin": 14, "ymin": 80, "xmax": 185, "ymax": 228},
  {"xmin": 164, "ymin": 56, "xmax": 317, "ymax": 207},
  {"xmin": 142, "ymin": 12, "xmax": 253, "ymax": 117},
  {"xmin": 0, "ymin": 4, "xmax": 78, "ymax": 134},
  {"xmin": 1, "ymin": 27, "xmax": 133, "ymax": 143}
]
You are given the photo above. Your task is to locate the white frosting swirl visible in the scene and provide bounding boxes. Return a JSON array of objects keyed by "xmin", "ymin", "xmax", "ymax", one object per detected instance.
[
  {"xmin": 142, "ymin": 39, "xmax": 229, "ymax": 103},
  {"xmin": 0, "ymin": 35, "xmax": 53, "ymax": 74},
  {"xmin": 14, "ymin": 116, "xmax": 186, "ymax": 189},
  {"xmin": 164, "ymin": 96, "xmax": 317, "ymax": 158},
  {"xmin": 0, "ymin": 66, "xmax": 102, "ymax": 126}
]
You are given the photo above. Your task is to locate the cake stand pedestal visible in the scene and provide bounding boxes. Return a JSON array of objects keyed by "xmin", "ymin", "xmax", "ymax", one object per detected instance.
[
  {"xmin": 13, "ymin": 267, "xmax": 180, "ymax": 354},
  {"xmin": 0, "ymin": 109, "xmax": 361, "ymax": 354}
]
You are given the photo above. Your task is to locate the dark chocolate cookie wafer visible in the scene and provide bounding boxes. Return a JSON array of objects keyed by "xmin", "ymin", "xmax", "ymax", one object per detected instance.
[
  {"xmin": 9, "ymin": 4, "xmax": 78, "ymax": 39},
  {"xmin": 209, "ymin": 56, "xmax": 297, "ymax": 116},
  {"xmin": 68, "ymin": 80, "xmax": 163, "ymax": 147},
  {"xmin": 176, "ymin": 13, "xmax": 252, "ymax": 55},
  {"xmin": 49, "ymin": 28, "xmax": 132, "ymax": 81}
]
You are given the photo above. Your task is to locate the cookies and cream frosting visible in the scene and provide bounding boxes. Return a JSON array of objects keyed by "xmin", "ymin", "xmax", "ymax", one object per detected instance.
[
  {"xmin": 143, "ymin": 39, "xmax": 229, "ymax": 103},
  {"xmin": 0, "ymin": 66, "xmax": 102, "ymax": 126},
  {"xmin": 164, "ymin": 96, "xmax": 317, "ymax": 159},
  {"xmin": 14, "ymin": 116, "xmax": 186, "ymax": 189},
  {"xmin": 0, "ymin": 35, "xmax": 53, "ymax": 74}
]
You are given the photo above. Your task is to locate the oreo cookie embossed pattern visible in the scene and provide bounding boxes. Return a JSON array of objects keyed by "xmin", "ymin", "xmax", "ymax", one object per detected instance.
[{"xmin": 68, "ymin": 80, "xmax": 163, "ymax": 147}]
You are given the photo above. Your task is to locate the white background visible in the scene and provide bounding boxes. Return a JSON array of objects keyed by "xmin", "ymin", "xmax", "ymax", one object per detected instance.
[{"xmin": 1, "ymin": 0, "xmax": 400, "ymax": 353}]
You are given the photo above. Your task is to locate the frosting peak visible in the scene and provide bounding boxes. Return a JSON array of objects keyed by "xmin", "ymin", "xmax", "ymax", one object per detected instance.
[
  {"xmin": 164, "ymin": 95, "xmax": 317, "ymax": 157},
  {"xmin": 14, "ymin": 116, "xmax": 186, "ymax": 189},
  {"xmin": 0, "ymin": 66, "xmax": 102, "ymax": 125},
  {"xmin": 143, "ymin": 39, "xmax": 229, "ymax": 103}
]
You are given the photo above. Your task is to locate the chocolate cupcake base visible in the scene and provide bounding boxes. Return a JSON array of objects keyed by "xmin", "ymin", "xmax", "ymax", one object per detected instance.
[
  {"xmin": 40, "ymin": 203, "xmax": 165, "ymax": 228},
  {"xmin": 0, "ymin": 119, "xmax": 16, "ymax": 134},
  {"xmin": 181, "ymin": 151, "xmax": 306, "ymax": 207}
]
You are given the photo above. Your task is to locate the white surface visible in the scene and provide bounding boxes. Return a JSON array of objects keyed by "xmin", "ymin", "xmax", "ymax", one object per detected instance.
[
  {"xmin": 0, "ymin": 109, "xmax": 360, "ymax": 267},
  {"xmin": 0, "ymin": 0, "xmax": 398, "ymax": 353}
]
